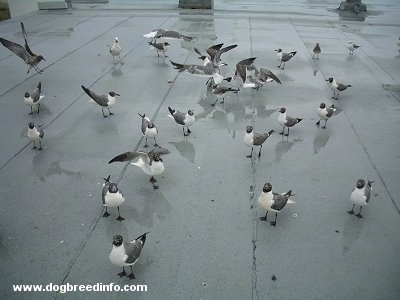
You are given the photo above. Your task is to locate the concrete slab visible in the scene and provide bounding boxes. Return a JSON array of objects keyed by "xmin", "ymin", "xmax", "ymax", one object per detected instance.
[{"xmin": 0, "ymin": 1, "xmax": 399, "ymax": 299}]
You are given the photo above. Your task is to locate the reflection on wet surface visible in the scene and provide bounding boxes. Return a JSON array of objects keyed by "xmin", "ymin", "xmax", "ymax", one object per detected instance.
[
  {"xmin": 127, "ymin": 187, "xmax": 172, "ymax": 228},
  {"xmin": 342, "ymin": 215, "xmax": 364, "ymax": 255},
  {"xmin": 169, "ymin": 138, "xmax": 196, "ymax": 164},
  {"xmin": 275, "ymin": 136, "xmax": 303, "ymax": 161},
  {"xmin": 313, "ymin": 130, "xmax": 331, "ymax": 155}
]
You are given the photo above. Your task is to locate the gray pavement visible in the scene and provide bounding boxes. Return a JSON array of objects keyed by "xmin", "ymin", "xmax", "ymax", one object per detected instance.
[{"xmin": 0, "ymin": 1, "xmax": 400, "ymax": 299}]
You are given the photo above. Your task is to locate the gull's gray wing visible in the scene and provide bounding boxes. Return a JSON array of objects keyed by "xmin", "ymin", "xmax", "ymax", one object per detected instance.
[
  {"xmin": 21, "ymin": 22, "xmax": 35, "ymax": 56},
  {"xmin": 172, "ymin": 110, "xmax": 186, "ymax": 125},
  {"xmin": 235, "ymin": 57, "xmax": 257, "ymax": 83},
  {"xmin": 108, "ymin": 151, "xmax": 148, "ymax": 164},
  {"xmin": 271, "ymin": 191, "xmax": 292, "ymax": 211},
  {"xmin": 81, "ymin": 85, "xmax": 108, "ymax": 106},
  {"xmin": 336, "ymin": 83, "xmax": 349, "ymax": 91},
  {"xmin": 31, "ymin": 82, "xmax": 41, "ymax": 103},
  {"xmin": 0, "ymin": 37, "xmax": 30, "ymax": 62},
  {"xmin": 124, "ymin": 240, "xmax": 143, "ymax": 264},
  {"xmin": 253, "ymin": 130, "xmax": 273, "ymax": 146},
  {"xmin": 259, "ymin": 68, "xmax": 281, "ymax": 84},
  {"xmin": 285, "ymin": 115, "xmax": 301, "ymax": 127},
  {"xmin": 213, "ymin": 44, "xmax": 237, "ymax": 63},
  {"xmin": 206, "ymin": 43, "xmax": 224, "ymax": 59}
]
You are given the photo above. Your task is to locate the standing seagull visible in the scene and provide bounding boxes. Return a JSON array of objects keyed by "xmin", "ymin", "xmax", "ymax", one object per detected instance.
[
  {"xmin": 27, "ymin": 122, "xmax": 44, "ymax": 150},
  {"xmin": 258, "ymin": 182, "xmax": 294, "ymax": 226},
  {"xmin": 109, "ymin": 147, "xmax": 170, "ymax": 189},
  {"xmin": 316, "ymin": 103, "xmax": 336, "ymax": 129},
  {"xmin": 168, "ymin": 107, "xmax": 195, "ymax": 136},
  {"xmin": 102, "ymin": 175, "xmax": 125, "ymax": 222},
  {"xmin": 326, "ymin": 77, "xmax": 351, "ymax": 100},
  {"xmin": 347, "ymin": 41, "xmax": 361, "ymax": 55},
  {"xmin": 148, "ymin": 40, "xmax": 170, "ymax": 58},
  {"xmin": 244, "ymin": 126, "xmax": 274, "ymax": 158},
  {"xmin": 278, "ymin": 107, "xmax": 302, "ymax": 136},
  {"xmin": 138, "ymin": 113, "xmax": 158, "ymax": 147},
  {"xmin": 109, "ymin": 232, "xmax": 149, "ymax": 279},
  {"xmin": 275, "ymin": 49, "xmax": 297, "ymax": 70},
  {"xmin": 81, "ymin": 85, "xmax": 120, "ymax": 117},
  {"xmin": 0, "ymin": 22, "xmax": 46, "ymax": 74},
  {"xmin": 109, "ymin": 37, "xmax": 122, "ymax": 64},
  {"xmin": 312, "ymin": 43, "xmax": 321, "ymax": 59},
  {"xmin": 24, "ymin": 81, "xmax": 44, "ymax": 114},
  {"xmin": 211, "ymin": 85, "xmax": 239, "ymax": 106},
  {"xmin": 348, "ymin": 179, "xmax": 374, "ymax": 218}
]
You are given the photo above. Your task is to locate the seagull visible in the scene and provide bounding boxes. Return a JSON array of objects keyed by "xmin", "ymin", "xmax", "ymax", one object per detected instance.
[
  {"xmin": 243, "ymin": 126, "xmax": 274, "ymax": 158},
  {"xmin": 148, "ymin": 41, "xmax": 170, "ymax": 58},
  {"xmin": 27, "ymin": 122, "xmax": 44, "ymax": 150},
  {"xmin": 258, "ymin": 183, "xmax": 294, "ymax": 226},
  {"xmin": 168, "ymin": 107, "xmax": 195, "ymax": 136},
  {"xmin": 143, "ymin": 29, "xmax": 194, "ymax": 42},
  {"xmin": 347, "ymin": 41, "xmax": 361, "ymax": 55},
  {"xmin": 278, "ymin": 107, "xmax": 302, "ymax": 136},
  {"xmin": 397, "ymin": 37, "xmax": 400, "ymax": 55},
  {"xmin": 108, "ymin": 147, "xmax": 170, "ymax": 189},
  {"xmin": 102, "ymin": 175, "xmax": 125, "ymax": 221},
  {"xmin": 246, "ymin": 65, "xmax": 282, "ymax": 89},
  {"xmin": 326, "ymin": 77, "xmax": 351, "ymax": 100},
  {"xmin": 224, "ymin": 57, "xmax": 258, "ymax": 88},
  {"xmin": 109, "ymin": 37, "xmax": 122, "ymax": 64},
  {"xmin": 316, "ymin": 103, "xmax": 336, "ymax": 129},
  {"xmin": 24, "ymin": 81, "xmax": 44, "ymax": 114},
  {"xmin": 81, "ymin": 85, "xmax": 120, "ymax": 117},
  {"xmin": 211, "ymin": 84, "xmax": 239, "ymax": 106},
  {"xmin": 0, "ymin": 22, "xmax": 46, "ymax": 74},
  {"xmin": 275, "ymin": 49, "xmax": 297, "ymax": 70},
  {"xmin": 348, "ymin": 179, "xmax": 374, "ymax": 218},
  {"xmin": 194, "ymin": 43, "xmax": 237, "ymax": 67},
  {"xmin": 312, "ymin": 43, "xmax": 321, "ymax": 59},
  {"xmin": 170, "ymin": 60, "xmax": 225, "ymax": 84},
  {"xmin": 138, "ymin": 113, "xmax": 158, "ymax": 147},
  {"xmin": 109, "ymin": 232, "xmax": 149, "ymax": 279}
]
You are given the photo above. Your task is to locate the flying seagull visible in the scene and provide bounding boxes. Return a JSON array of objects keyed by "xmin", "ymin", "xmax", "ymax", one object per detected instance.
[
  {"xmin": 138, "ymin": 113, "xmax": 158, "ymax": 147},
  {"xmin": 316, "ymin": 103, "xmax": 336, "ymax": 129},
  {"xmin": 0, "ymin": 22, "xmax": 46, "ymax": 74},
  {"xmin": 326, "ymin": 77, "xmax": 351, "ymax": 100},
  {"xmin": 348, "ymin": 179, "xmax": 374, "ymax": 218},
  {"xmin": 278, "ymin": 107, "xmax": 302, "ymax": 136},
  {"xmin": 244, "ymin": 126, "xmax": 274, "ymax": 158},
  {"xmin": 102, "ymin": 175, "xmax": 125, "ymax": 222},
  {"xmin": 312, "ymin": 43, "xmax": 321, "ymax": 59},
  {"xmin": 143, "ymin": 29, "xmax": 194, "ymax": 42},
  {"xmin": 170, "ymin": 59, "xmax": 225, "ymax": 84},
  {"xmin": 81, "ymin": 85, "xmax": 120, "ymax": 117},
  {"xmin": 211, "ymin": 84, "xmax": 239, "ymax": 106},
  {"xmin": 109, "ymin": 37, "xmax": 122, "ymax": 64},
  {"xmin": 347, "ymin": 41, "xmax": 361, "ymax": 55},
  {"xmin": 246, "ymin": 65, "xmax": 281, "ymax": 89},
  {"xmin": 24, "ymin": 81, "xmax": 44, "ymax": 114},
  {"xmin": 224, "ymin": 57, "xmax": 258, "ymax": 88},
  {"xmin": 108, "ymin": 147, "xmax": 170, "ymax": 189},
  {"xmin": 275, "ymin": 49, "xmax": 297, "ymax": 70},
  {"xmin": 109, "ymin": 232, "xmax": 149, "ymax": 279},
  {"xmin": 258, "ymin": 182, "xmax": 294, "ymax": 226},
  {"xmin": 148, "ymin": 40, "xmax": 170, "ymax": 58},
  {"xmin": 194, "ymin": 43, "xmax": 237, "ymax": 67},
  {"xmin": 27, "ymin": 122, "xmax": 45, "ymax": 150},
  {"xmin": 168, "ymin": 107, "xmax": 195, "ymax": 136}
]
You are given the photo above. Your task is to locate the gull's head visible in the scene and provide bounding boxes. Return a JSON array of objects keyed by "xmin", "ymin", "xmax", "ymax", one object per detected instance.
[
  {"xmin": 114, "ymin": 37, "xmax": 119, "ymax": 43},
  {"xmin": 263, "ymin": 183, "xmax": 272, "ymax": 193},
  {"xmin": 356, "ymin": 179, "xmax": 365, "ymax": 189},
  {"xmin": 24, "ymin": 92, "xmax": 30, "ymax": 98},
  {"xmin": 246, "ymin": 126, "xmax": 253, "ymax": 133},
  {"xmin": 188, "ymin": 109, "xmax": 194, "ymax": 116},
  {"xmin": 112, "ymin": 235, "xmax": 123, "ymax": 246},
  {"xmin": 28, "ymin": 122, "xmax": 35, "ymax": 129},
  {"xmin": 108, "ymin": 183, "xmax": 119, "ymax": 194},
  {"xmin": 319, "ymin": 103, "xmax": 326, "ymax": 109},
  {"xmin": 279, "ymin": 107, "xmax": 286, "ymax": 114},
  {"xmin": 109, "ymin": 91, "xmax": 120, "ymax": 97}
]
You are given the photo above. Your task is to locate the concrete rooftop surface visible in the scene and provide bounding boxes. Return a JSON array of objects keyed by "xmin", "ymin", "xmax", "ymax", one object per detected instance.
[{"xmin": 0, "ymin": 0, "xmax": 400, "ymax": 299}]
